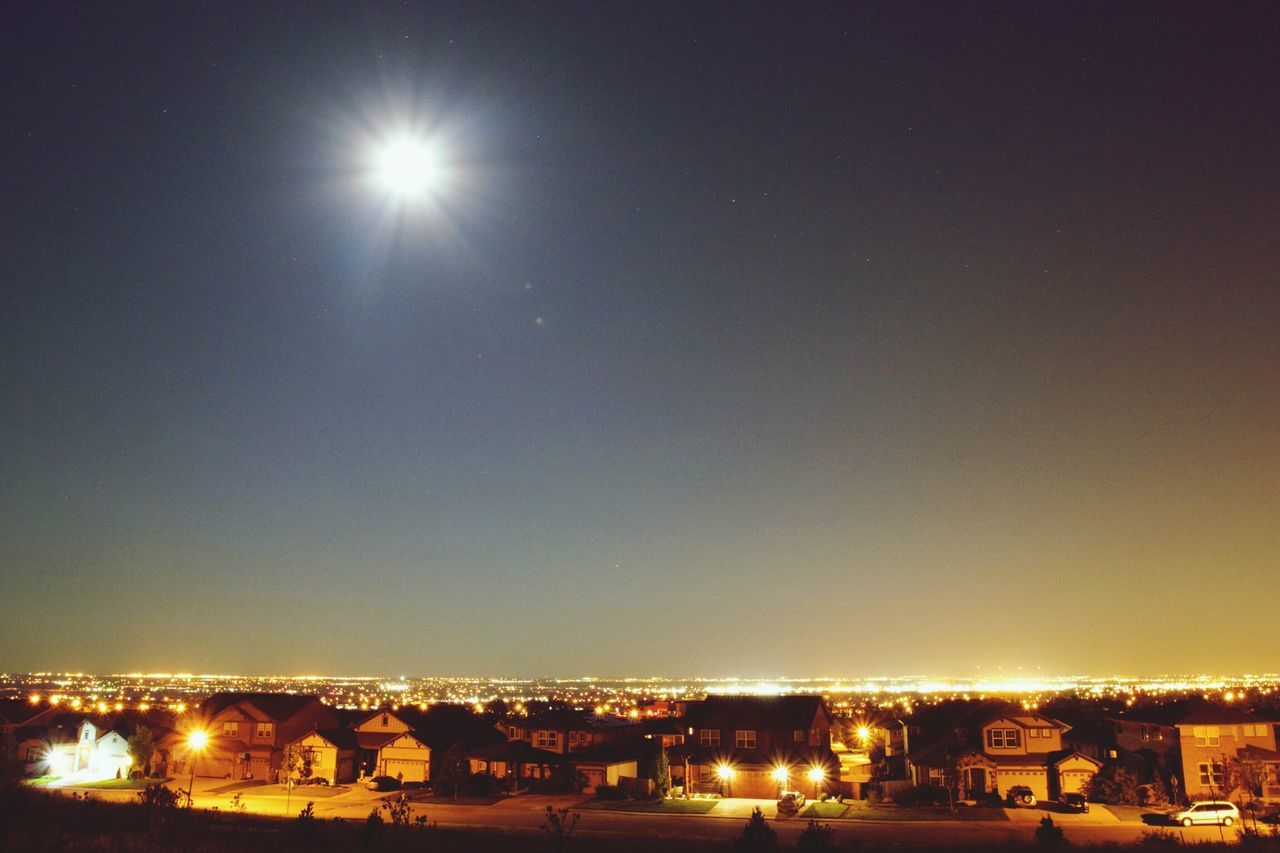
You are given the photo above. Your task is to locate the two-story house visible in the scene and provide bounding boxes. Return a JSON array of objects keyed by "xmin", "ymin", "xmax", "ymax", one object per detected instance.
[
  {"xmin": 1173, "ymin": 706, "xmax": 1280, "ymax": 801},
  {"xmin": 668, "ymin": 695, "xmax": 836, "ymax": 799},
  {"xmin": 906, "ymin": 702, "xmax": 1099, "ymax": 801},
  {"xmin": 175, "ymin": 693, "xmax": 337, "ymax": 781}
]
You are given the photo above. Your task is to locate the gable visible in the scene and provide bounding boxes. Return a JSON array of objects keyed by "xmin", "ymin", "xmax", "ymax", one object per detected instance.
[
  {"xmin": 386, "ymin": 733, "xmax": 429, "ymax": 751},
  {"xmin": 297, "ymin": 732, "xmax": 334, "ymax": 749},
  {"xmin": 355, "ymin": 711, "xmax": 412, "ymax": 734}
]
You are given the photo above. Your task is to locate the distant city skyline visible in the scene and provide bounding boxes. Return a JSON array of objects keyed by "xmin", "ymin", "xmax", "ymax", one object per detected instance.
[{"xmin": 2, "ymin": 3, "xmax": 1277, "ymax": 677}]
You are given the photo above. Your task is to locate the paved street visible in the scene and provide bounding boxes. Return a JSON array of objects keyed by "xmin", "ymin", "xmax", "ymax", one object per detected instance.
[{"xmin": 52, "ymin": 779, "xmax": 1254, "ymax": 846}]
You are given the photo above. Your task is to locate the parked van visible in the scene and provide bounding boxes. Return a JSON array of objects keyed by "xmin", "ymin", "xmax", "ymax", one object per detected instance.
[{"xmin": 1170, "ymin": 801, "xmax": 1239, "ymax": 827}]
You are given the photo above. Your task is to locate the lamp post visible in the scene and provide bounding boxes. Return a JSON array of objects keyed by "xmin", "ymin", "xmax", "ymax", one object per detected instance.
[
  {"xmin": 186, "ymin": 729, "xmax": 208, "ymax": 808},
  {"xmin": 716, "ymin": 763, "xmax": 734, "ymax": 798},
  {"xmin": 808, "ymin": 765, "xmax": 825, "ymax": 800}
]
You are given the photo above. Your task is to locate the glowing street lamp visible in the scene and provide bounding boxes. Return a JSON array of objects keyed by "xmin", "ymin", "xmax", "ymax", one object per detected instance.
[
  {"xmin": 372, "ymin": 137, "xmax": 443, "ymax": 199},
  {"xmin": 856, "ymin": 725, "xmax": 872, "ymax": 746},
  {"xmin": 716, "ymin": 763, "xmax": 735, "ymax": 797},
  {"xmin": 772, "ymin": 764, "xmax": 790, "ymax": 795},
  {"xmin": 186, "ymin": 729, "xmax": 209, "ymax": 808},
  {"xmin": 807, "ymin": 765, "xmax": 825, "ymax": 799}
]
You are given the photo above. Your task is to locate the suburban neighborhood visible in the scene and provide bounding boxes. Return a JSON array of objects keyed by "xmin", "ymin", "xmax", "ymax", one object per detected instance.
[{"xmin": 6, "ymin": 688, "xmax": 1280, "ymax": 845}]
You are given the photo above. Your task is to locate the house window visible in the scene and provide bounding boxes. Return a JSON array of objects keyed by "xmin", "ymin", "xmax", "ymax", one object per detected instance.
[
  {"xmin": 1198, "ymin": 762, "xmax": 1224, "ymax": 787},
  {"xmin": 735, "ymin": 730, "xmax": 756, "ymax": 749},
  {"xmin": 256, "ymin": 722, "xmax": 273, "ymax": 739},
  {"xmin": 1041, "ymin": 728, "xmax": 1053, "ymax": 738},
  {"xmin": 508, "ymin": 726, "xmax": 519, "ymax": 739},
  {"xmin": 534, "ymin": 731, "xmax": 557, "ymax": 749},
  {"xmin": 699, "ymin": 729, "xmax": 720, "ymax": 747},
  {"xmin": 223, "ymin": 722, "xmax": 239, "ymax": 737},
  {"xmin": 794, "ymin": 730, "xmax": 805, "ymax": 743},
  {"xmin": 569, "ymin": 732, "xmax": 578, "ymax": 745},
  {"xmin": 1193, "ymin": 726, "xmax": 1220, "ymax": 747},
  {"xmin": 380, "ymin": 713, "xmax": 390, "ymax": 728},
  {"xmin": 986, "ymin": 728, "xmax": 1020, "ymax": 749},
  {"xmin": 1242, "ymin": 724, "xmax": 1268, "ymax": 738},
  {"xmin": 1029, "ymin": 728, "xmax": 1040, "ymax": 739},
  {"xmin": 25, "ymin": 746, "xmax": 40, "ymax": 761}
]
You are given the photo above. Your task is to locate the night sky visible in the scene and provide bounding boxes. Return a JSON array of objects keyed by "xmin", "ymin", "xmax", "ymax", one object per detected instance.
[{"xmin": 2, "ymin": 2, "xmax": 1277, "ymax": 678}]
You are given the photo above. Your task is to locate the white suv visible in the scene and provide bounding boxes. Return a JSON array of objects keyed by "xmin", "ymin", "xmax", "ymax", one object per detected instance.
[{"xmin": 1170, "ymin": 801, "xmax": 1240, "ymax": 827}]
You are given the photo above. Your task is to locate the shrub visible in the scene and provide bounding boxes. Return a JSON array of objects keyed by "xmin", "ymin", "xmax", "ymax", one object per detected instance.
[
  {"xmin": 1034, "ymin": 815, "xmax": 1067, "ymax": 846},
  {"xmin": 796, "ymin": 819, "xmax": 838, "ymax": 852},
  {"xmin": 1137, "ymin": 828, "xmax": 1182, "ymax": 846},
  {"xmin": 735, "ymin": 807, "xmax": 778, "ymax": 852},
  {"xmin": 594, "ymin": 783, "xmax": 628, "ymax": 800}
]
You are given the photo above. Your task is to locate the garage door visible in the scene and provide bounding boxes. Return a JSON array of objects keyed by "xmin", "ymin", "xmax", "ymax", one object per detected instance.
[
  {"xmin": 1060, "ymin": 771, "xmax": 1091, "ymax": 795},
  {"xmin": 732, "ymin": 770, "xmax": 777, "ymax": 800},
  {"xmin": 384, "ymin": 759, "xmax": 427, "ymax": 783}
]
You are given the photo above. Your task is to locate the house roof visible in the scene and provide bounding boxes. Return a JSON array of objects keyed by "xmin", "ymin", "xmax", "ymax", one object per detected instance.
[
  {"xmin": 1111, "ymin": 700, "xmax": 1280, "ymax": 728},
  {"xmin": 681, "ymin": 696, "xmax": 828, "ymax": 733},
  {"xmin": 522, "ymin": 709, "xmax": 596, "ymax": 731},
  {"xmin": 0, "ymin": 699, "xmax": 53, "ymax": 727},
  {"xmin": 465, "ymin": 740, "xmax": 565, "ymax": 764},
  {"xmin": 1239, "ymin": 745, "xmax": 1280, "ymax": 763},
  {"xmin": 562, "ymin": 747, "xmax": 640, "ymax": 766},
  {"xmin": 201, "ymin": 693, "xmax": 320, "ymax": 722},
  {"xmin": 302, "ymin": 728, "xmax": 360, "ymax": 751}
]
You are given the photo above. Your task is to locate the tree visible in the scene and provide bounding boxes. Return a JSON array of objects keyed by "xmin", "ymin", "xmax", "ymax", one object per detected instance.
[
  {"xmin": 127, "ymin": 725, "xmax": 156, "ymax": 778},
  {"xmin": 1035, "ymin": 815, "xmax": 1068, "ymax": 846},
  {"xmin": 735, "ymin": 806, "xmax": 778, "ymax": 852},
  {"xmin": 652, "ymin": 746, "xmax": 671, "ymax": 797},
  {"xmin": 299, "ymin": 748, "xmax": 314, "ymax": 782},
  {"xmin": 1083, "ymin": 763, "xmax": 1141, "ymax": 805},
  {"xmin": 796, "ymin": 819, "xmax": 838, "ymax": 852},
  {"xmin": 437, "ymin": 742, "xmax": 470, "ymax": 800}
]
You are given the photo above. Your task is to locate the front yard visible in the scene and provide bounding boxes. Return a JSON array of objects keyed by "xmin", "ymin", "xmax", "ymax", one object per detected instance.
[
  {"xmin": 841, "ymin": 802, "xmax": 1010, "ymax": 822},
  {"xmin": 799, "ymin": 801, "xmax": 850, "ymax": 819},
  {"xmin": 577, "ymin": 797, "xmax": 720, "ymax": 815}
]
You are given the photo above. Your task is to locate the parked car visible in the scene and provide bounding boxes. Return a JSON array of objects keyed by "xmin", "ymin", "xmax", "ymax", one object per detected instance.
[
  {"xmin": 366, "ymin": 775, "xmax": 401, "ymax": 792},
  {"xmin": 1006, "ymin": 786, "xmax": 1037, "ymax": 808},
  {"xmin": 1170, "ymin": 801, "xmax": 1239, "ymax": 827},
  {"xmin": 777, "ymin": 790, "xmax": 807, "ymax": 814},
  {"xmin": 1059, "ymin": 792, "xmax": 1088, "ymax": 813}
]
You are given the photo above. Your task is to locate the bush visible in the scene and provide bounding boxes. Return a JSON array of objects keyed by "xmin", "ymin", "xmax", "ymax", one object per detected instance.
[
  {"xmin": 1035, "ymin": 816, "xmax": 1067, "ymax": 847},
  {"xmin": 892, "ymin": 785, "xmax": 951, "ymax": 806},
  {"xmin": 1137, "ymin": 828, "xmax": 1182, "ymax": 846},
  {"xmin": 735, "ymin": 807, "xmax": 777, "ymax": 852},
  {"xmin": 594, "ymin": 784, "xmax": 628, "ymax": 801},
  {"xmin": 796, "ymin": 819, "xmax": 838, "ymax": 852}
]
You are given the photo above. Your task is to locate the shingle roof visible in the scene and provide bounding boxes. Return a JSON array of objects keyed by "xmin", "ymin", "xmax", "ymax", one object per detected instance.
[
  {"xmin": 305, "ymin": 728, "xmax": 360, "ymax": 750},
  {"xmin": 202, "ymin": 693, "xmax": 319, "ymax": 722},
  {"xmin": 682, "ymin": 696, "xmax": 827, "ymax": 732}
]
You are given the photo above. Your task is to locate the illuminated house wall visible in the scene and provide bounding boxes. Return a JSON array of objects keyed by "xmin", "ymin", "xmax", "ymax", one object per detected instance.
[{"xmin": 41, "ymin": 720, "xmax": 132, "ymax": 782}]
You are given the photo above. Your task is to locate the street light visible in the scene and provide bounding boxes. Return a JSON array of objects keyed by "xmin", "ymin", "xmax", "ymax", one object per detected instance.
[
  {"xmin": 808, "ymin": 765, "xmax": 825, "ymax": 799},
  {"xmin": 186, "ymin": 729, "xmax": 209, "ymax": 808},
  {"xmin": 716, "ymin": 763, "xmax": 735, "ymax": 797},
  {"xmin": 772, "ymin": 765, "xmax": 789, "ymax": 796}
]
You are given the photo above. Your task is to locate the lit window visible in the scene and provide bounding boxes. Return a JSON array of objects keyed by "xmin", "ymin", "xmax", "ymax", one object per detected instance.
[
  {"xmin": 794, "ymin": 730, "xmax": 805, "ymax": 743},
  {"xmin": 534, "ymin": 730, "xmax": 557, "ymax": 749},
  {"xmin": 699, "ymin": 729, "xmax": 720, "ymax": 747},
  {"xmin": 1193, "ymin": 726, "xmax": 1220, "ymax": 747},
  {"xmin": 256, "ymin": 722, "xmax": 273, "ymax": 739},
  {"xmin": 1029, "ymin": 728, "xmax": 1040, "ymax": 739},
  {"xmin": 223, "ymin": 722, "xmax": 239, "ymax": 737},
  {"xmin": 986, "ymin": 728, "xmax": 1020, "ymax": 749},
  {"xmin": 735, "ymin": 730, "xmax": 756, "ymax": 749}
]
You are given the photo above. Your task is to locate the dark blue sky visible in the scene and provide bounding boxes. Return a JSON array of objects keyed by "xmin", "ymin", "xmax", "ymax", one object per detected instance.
[{"xmin": 2, "ymin": 2, "xmax": 1277, "ymax": 677}]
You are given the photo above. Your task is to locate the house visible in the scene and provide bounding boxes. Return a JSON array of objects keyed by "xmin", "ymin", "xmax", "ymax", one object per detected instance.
[
  {"xmin": 504, "ymin": 709, "xmax": 606, "ymax": 753},
  {"xmin": 904, "ymin": 701, "xmax": 1099, "ymax": 802},
  {"xmin": 174, "ymin": 693, "xmax": 337, "ymax": 781},
  {"xmin": 18, "ymin": 716, "xmax": 132, "ymax": 782},
  {"xmin": 285, "ymin": 729, "xmax": 360, "ymax": 784},
  {"xmin": 668, "ymin": 695, "xmax": 837, "ymax": 799},
  {"xmin": 1172, "ymin": 706, "xmax": 1280, "ymax": 801},
  {"xmin": 350, "ymin": 709, "xmax": 433, "ymax": 783}
]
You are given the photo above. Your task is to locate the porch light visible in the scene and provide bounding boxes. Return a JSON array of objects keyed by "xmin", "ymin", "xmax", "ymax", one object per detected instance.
[
  {"xmin": 856, "ymin": 726, "xmax": 871, "ymax": 744},
  {"xmin": 807, "ymin": 766, "xmax": 824, "ymax": 783},
  {"xmin": 716, "ymin": 764, "xmax": 735, "ymax": 781},
  {"xmin": 772, "ymin": 766, "xmax": 789, "ymax": 783}
]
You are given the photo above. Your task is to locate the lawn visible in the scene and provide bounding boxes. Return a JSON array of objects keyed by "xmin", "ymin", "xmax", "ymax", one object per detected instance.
[
  {"xmin": 800, "ymin": 801, "xmax": 849, "ymax": 819},
  {"xmin": 578, "ymin": 797, "xmax": 720, "ymax": 814},
  {"xmin": 840, "ymin": 803, "xmax": 1010, "ymax": 822},
  {"xmin": 403, "ymin": 791, "xmax": 508, "ymax": 806},
  {"xmin": 71, "ymin": 778, "xmax": 163, "ymax": 791}
]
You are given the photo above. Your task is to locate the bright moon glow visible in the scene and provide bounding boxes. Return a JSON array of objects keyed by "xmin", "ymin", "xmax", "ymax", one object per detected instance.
[{"xmin": 374, "ymin": 138, "xmax": 441, "ymax": 197}]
